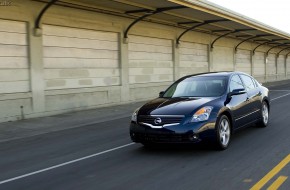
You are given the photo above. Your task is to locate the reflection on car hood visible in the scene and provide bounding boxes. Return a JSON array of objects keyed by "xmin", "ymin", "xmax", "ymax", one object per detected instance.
[{"xmin": 138, "ymin": 97, "xmax": 219, "ymax": 116}]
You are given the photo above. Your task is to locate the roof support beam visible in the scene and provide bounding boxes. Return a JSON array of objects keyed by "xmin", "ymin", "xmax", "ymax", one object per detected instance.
[
  {"xmin": 176, "ymin": 19, "xmax": 228, "ymax": 46},
  {"xmin": 234, "ymin": 35, "xmax": 271, "ymax": 52},
  {"xmin": 178, "ymin": 21, "xmax": 200, "ymax": 25},
  {"xmin": 211, "ymin": 29, "xmax": 256, "ymax": 50},
  {"xmin": 236, "ymin": 35, "xmax": 253, "ymax": 38},
  {"xmin": 123, "ymin": 6, "xmax": 186, "ymax": 41},
  {"xmin": 287, "ymin": 51, "xmax": 290, "ymax": 58},
  {"xmin": 252, "ymin": 39, "xmax": 284, "ymax": 54},
  {"xmin": 235, "ymin": 36, "xmax": 258, "ymax": 52},
  {"xmin": 212, "ymin": 29, "xmax": 232, "ymax": 32},
  {"xmin": 254, "ymin": 39, "xmax": 269, "ymax": 42},
  {"xmin": 266, "ymin": 44, "xmax": 289, "ymax": 56},
  {"xmin": 34, "ymin": 0, "xmax": 58, "ymax": 36},
  {"xmin": 252, "ymin": 41, "xmax": 271, "ymax": 54},
  {"xmin": 211, "ymin": 31, "xmax": 235, "ymax": 50},
  {"xmin": 125, "ymin": 9, "xmax": 154, "ymax": 14},
  {"xmin": 277, "ymin": 47, "xmax": 290, "ymax": 57}
]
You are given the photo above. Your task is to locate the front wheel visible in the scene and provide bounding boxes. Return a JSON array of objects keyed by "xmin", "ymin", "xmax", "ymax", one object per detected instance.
[
  {"xmin": 215, "ymin": 115, "xmax": 231, "ymax": 150},
  {"xmin": 258, "ymin": 101, "xmax": 269, "ymax": 127}
]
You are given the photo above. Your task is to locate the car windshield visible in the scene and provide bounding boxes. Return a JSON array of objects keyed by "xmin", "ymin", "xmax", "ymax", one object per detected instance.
[{"xmin": 162, "ymin": 76, "xmax": 227, "ymax": 98}]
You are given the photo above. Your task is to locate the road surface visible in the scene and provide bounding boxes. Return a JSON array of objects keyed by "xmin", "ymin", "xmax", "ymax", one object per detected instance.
[{"xmin": 1, "ymin": 83, "xmax": 290, "ymax": 190}]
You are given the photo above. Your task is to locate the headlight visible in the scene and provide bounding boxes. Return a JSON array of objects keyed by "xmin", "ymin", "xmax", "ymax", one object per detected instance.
[
  {"xmin": 191, "ymin": 106, "xmax": 213, "ymax": 122},
  {"xmin": 131, "ymin": 108, "xmax": 139, "ymax": 122}
]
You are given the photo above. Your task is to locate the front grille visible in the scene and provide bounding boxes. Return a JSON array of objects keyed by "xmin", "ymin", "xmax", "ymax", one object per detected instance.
[{"xmin": 138, "ymin": 115, "xmax": 183, "ymax": 126}]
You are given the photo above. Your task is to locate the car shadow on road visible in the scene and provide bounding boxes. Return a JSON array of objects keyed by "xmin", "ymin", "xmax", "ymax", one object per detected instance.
[{"xmin": 133, "ymin": 142, "xmax": 220, "ymax": 157}]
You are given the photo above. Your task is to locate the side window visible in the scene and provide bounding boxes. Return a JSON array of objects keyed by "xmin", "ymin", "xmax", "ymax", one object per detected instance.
[
  {"xmin": 229, "ymin": 75, "xmax": 244, "ymax": 92},
  {"xmin": 252, "ymin": 78, "xmax": 258, "ymax": 87},
  {"xmin": 240, "ymin": 75, "xmax": 256, "ymax": 91}
]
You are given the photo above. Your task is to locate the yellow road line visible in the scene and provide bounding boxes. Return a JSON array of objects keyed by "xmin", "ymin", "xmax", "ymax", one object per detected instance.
[
  {"xmin": 250, "ymin": 154, "xmax": 290, "ymax": 190},
  {"xmin": 267, "ymin": 176, "xmax": 288, "ymax": 190}
]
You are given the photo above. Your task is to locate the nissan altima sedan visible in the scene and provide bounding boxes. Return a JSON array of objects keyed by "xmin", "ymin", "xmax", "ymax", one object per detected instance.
[{"xmin": 130, "ymin": 72, "xmax": 270, "ymax": 150}]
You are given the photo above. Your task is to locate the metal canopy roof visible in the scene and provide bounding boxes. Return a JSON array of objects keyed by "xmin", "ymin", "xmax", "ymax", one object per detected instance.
[{"xmin": 34, "ymin": 0, "xmax": 290, "ymax": 54}]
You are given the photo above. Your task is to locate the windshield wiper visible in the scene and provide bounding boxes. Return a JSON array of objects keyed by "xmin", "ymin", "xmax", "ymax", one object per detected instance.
[{"xmin": 172, "ymin": 96, "xmax": 197, "ymax": 98}]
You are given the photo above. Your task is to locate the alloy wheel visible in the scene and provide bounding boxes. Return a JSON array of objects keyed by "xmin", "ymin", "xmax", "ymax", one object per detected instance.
[
  {"xmin": 219, "ymin": 118, "xmax": 230, "ymax": 147},
  {"xmin": 262, "ymin": 103, "xmax": 269, "ymax": 125}
]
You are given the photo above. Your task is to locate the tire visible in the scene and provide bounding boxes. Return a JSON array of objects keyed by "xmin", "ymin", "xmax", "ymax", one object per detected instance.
[
  {"xmin": 215, "ymin": 115, "xmax": 231, "ymax": 150},
  {"xmin": 258, "ymin": 101, "xmax": 269, "ymax": 128}
]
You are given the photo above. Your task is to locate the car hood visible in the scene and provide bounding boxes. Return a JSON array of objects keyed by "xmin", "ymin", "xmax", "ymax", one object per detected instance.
[{"xmin": 138, "ymin": 97, "xmax": 219, "ymax": 116}]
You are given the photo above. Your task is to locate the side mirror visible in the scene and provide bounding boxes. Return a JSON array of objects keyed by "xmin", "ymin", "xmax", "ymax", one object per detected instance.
[
  {"xmin": 159, "ymin": 91, "xmax": 165, "ymax": 97},
  {"xmin": 228, "ymin": 88, "xmax": 246, "ymax": 97}
]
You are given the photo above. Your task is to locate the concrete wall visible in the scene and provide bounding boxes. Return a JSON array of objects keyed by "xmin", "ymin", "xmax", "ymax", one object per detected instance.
[
  {"xmin": 253, "ymin": 52, "xmax": 266, "ymax": 82},
  {"xmin": 179, "ymin": 41, "xmax": 208, "ymax": 77},
  {"xmin": 128, "ymin": 35, "xmax": 173, "ymax": 100},
  {"xmin": 0, "ymin": 18, "xmax": 34, "ymax": 121},
  {"xmin": 235, "ymin": 49, "xmax": 251, "ymax": 75},
  {"xmin": 277, "ymin": 55, "xmax": 285, "ymax": 80},
  {"xmin": 0, "ymin": 0, "xmax": 289, "ymax": 122},
  {"xmin": 212, "ymin": 46, "xmax": 234, "ymax": 72},
  {"xmin": 0, "ymin": 20, "xmax": 30, "ymax": 93},
  {"xmin": 267, "ymin": 53, "xmax": 276, "ymax": 82},
  {"xmin": 43, "ymin": 25, "xmax": 120, "ymax": 90}
]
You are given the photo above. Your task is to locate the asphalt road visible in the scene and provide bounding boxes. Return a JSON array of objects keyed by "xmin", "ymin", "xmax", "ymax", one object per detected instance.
[{"xmin": 1, "ymin": 84, "xmax": 290, "ymax": 190}]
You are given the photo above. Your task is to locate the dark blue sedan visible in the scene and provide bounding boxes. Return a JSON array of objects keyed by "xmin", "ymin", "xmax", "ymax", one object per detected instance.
[{"xmin": 129, "ymin": 72, "xmax": 270, "ymax": 150}]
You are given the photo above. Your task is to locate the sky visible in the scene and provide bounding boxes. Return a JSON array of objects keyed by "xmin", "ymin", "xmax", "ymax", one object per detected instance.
[{"xmin": 206, "ymin": 0, "xmax": 290, "ymax": 34}]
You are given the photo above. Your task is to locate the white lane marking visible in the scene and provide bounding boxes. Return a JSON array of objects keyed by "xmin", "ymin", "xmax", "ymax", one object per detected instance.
[
  {"xmin": 270, "ymin": 90, "xmax": 290, "ymax": 91},
  {"xmin": 0, "ymin": 142, "xmax": 135, "ymax": 185},
  {"xmin": 271, "ymin": 92, "xmax": 290, "ymax": 101}
]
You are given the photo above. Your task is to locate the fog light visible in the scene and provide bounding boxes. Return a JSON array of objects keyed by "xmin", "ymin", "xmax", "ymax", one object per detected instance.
[{"xmin": 189, "ymin": 134, "xmax": 198, "ymax": 141}]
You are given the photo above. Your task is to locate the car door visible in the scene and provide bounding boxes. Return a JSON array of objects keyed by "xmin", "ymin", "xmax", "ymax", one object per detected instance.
[
  {"xmin": 239, "ymin": 74, "xmax": 262, "ymax": 121},
  {"xmin": 227, "ymin": 74, "xmax": 252, "ymax": 128}
]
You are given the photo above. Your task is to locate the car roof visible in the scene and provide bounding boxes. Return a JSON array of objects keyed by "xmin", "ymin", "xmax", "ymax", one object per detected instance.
[{"xmin": 181, "ymin": 71, "xmax": 250, "ymax": 79}]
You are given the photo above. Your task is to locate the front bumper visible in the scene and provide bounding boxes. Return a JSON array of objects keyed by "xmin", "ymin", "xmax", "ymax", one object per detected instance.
[{"xmin": 130, "ymin": 120, "xmax": 216, "ymax": 144}]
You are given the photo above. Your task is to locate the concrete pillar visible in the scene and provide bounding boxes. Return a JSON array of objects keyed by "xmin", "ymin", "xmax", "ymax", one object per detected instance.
[
  {"xmin": 208, "ymin": 45, "xmax": 213, "ymax": 72},
  {"xmin": 233, "ymin": 48, "xmax": 236, "ymax": 71},
  {"xmin": 250, "ymin": 51, "xmax": 254, "ymax": 76},
  {"xmin": 27, "ymin": 21, "xmax": 45, "ymax": 112},
  {"xmin": 264, "ymin": 53, "xmax": 268, "ymax": 82},
  {"xmin": 173, "ymin": 40, "xmax": 180, "ymax": 81},
  {"xmin": 120, "ymin": 33, "xmax": 130, "ymax": 102},
  {"xmin": 275, "ymin": 55, "xmax": 278, "ymax": 80},
  {"xmin": 285, "ymin": 55, "xmax": 287, "ymax": 79}
]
